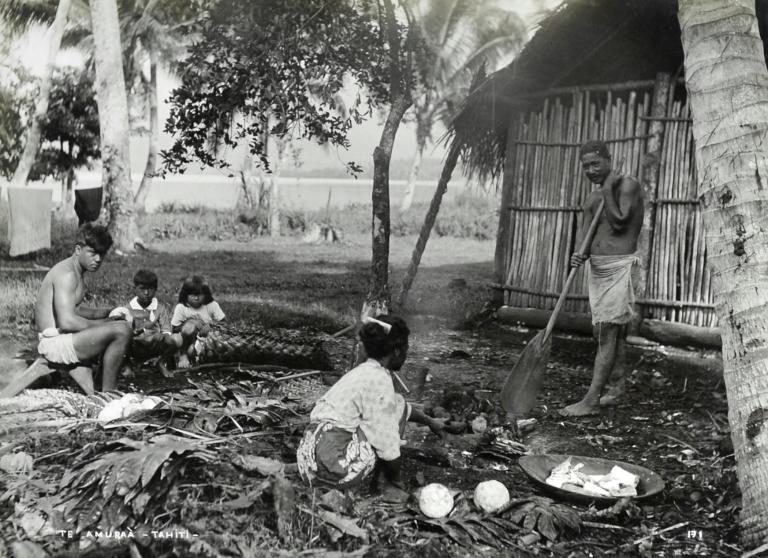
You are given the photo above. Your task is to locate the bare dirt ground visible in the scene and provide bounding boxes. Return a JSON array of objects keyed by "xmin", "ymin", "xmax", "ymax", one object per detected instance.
[{"xmin": 0, "ymin": 234, "xmax": 738, "ymax": 556}]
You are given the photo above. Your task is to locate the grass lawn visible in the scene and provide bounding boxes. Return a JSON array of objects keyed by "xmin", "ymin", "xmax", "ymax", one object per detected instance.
[{"xmin": 0, "ymin": 232, "xmax": 495, "ymax": 348}]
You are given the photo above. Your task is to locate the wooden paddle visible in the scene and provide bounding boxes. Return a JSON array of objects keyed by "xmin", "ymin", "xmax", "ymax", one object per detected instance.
[{"xmin": 500, "ymin": 198, "xmax": 606, "ymax": 415}]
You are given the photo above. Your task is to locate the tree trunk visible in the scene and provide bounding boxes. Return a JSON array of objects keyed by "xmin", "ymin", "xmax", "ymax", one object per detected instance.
[
  {"xmin": 269, "ymin": 136, "xmax": 287, "ymax": 237},
  {"xmin": 91, "ymin": 0, "xmax": 137, "ymax": 251},
  {"xmin": 678, "ymin": 0, "xmax": 768, "ymax": 546},
  {"xmin": 133, "ymin": 48, "xmax": 159, "ymax": 212},
  {"xmin": 11, "ymin": 0, "xmax": 71, "ymax": 187},
  {"xmin": 400, "ymin": 118, "xmax": 429, "ymax": 211},
  {"xmin": 396, "ymin": 141, "xmax": 460, "ymax": 308},
  {"xmin": 362, "ymin": 0, "xmax": 412, "ymax": 318},
  {"xmin": 236, "ymin": 152, "xmax": 256, "ymax": 211},
  {"xmin": 364, "ymin": 94, "xmax": 411, "ymax": 318}
]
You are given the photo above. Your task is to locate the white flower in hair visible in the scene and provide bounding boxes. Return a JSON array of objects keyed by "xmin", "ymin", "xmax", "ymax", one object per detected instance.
[{"xmin": 362, "ymin": 316, "xmax": 392, "ymax": 333}]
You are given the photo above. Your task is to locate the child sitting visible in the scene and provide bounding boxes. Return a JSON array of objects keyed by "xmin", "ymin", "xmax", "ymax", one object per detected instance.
[
  {"xmin": 122, "ymin": 269, "xmax": 176, "ymax": 377},
  {"xmin": 171, "ymin": 275, "xmax": 226, "ymax": 368}
]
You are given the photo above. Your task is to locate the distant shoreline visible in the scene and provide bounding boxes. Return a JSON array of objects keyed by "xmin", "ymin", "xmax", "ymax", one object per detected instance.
[{"xmin": 7, "ymin": 172, "xmax": 475, "ymax": 212}]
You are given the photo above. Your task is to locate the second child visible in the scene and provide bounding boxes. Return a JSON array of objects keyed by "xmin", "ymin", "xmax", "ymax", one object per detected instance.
[
  {"xmin": 171, "ymin": 275, "xmax": 226, "ymax": 368},
  {"xmin": 122, "ymin": 269, "xmax": 176, "ymax": 377}
]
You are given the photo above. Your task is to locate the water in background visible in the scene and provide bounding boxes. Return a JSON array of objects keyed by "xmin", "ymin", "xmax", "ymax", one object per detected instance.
[{"xmin": 63, "ymin": 172, "xmax": 467, "ymax": 212}]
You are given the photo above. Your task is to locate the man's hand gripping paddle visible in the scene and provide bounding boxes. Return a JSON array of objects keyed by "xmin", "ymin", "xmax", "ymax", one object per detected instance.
[{"xmin": 499, "ymin": 198, "xmax": 606, "ymax": 415}]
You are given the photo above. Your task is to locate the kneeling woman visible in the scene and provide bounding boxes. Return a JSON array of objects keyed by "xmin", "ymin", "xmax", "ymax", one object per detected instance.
[{"xmin": 297, "ymin": 315, "xmax": 444, "ymax": 497}]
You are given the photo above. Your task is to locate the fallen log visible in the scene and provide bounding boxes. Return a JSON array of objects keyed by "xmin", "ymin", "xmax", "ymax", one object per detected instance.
[
  {"xmin": 639, "ymin": 318, "xmax": 721, "ymax": 349},
  {"xmin": 497, "ymin": 306, "xmax": 722, "ymax": 350}
]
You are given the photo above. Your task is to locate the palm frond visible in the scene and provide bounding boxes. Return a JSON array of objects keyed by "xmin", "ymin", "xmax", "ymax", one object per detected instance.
[
  {"xmin": 0, "ymin": 0, "xmax": 55, "ymax": 36},
  {"xmin": 57, "ymin": 435, "xmax": 216, "ymax": 534}
]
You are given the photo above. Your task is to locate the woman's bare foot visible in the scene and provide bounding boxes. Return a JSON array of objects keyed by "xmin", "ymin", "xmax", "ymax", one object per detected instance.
[
  {"xmin": 559, "ymin": 399, "xmax": 600, "ymax": 417},
  {"xmin": 177, "ymin": 353, "xmax": 191, "ymax": 369}
]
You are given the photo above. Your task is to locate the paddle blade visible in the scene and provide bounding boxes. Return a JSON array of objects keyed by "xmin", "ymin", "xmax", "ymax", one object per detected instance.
[{"xmin": 500, "ymin": 330, "xmax": 553, "ymax": 414}]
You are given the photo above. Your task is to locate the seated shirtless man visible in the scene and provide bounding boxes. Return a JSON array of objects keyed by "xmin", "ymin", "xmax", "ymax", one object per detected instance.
[
  {"xmin": 561, "ymin": 140, "xmax": 644, "ymax": 417},
  {"xmin": 34, "ymin": 224, "xmax": 132, "ymax": 393}
]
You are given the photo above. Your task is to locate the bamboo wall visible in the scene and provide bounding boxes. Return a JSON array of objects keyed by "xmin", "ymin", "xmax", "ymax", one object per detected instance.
[
  {"xmin": 645, "ymin": 101, "xmax": 716, "ymax": 327},
  {"xmin": 498, "ymin": 81, "xmax": 717, "ymax": 327}
]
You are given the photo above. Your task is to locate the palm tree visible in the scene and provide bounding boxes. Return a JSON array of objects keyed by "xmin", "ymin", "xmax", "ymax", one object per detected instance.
[
  {"xmin": 66, "ymin": 0, "xmax": 195, "ymax": 212},
  {"xmin": 399, "ymin": 0, "xmax": 525, "ymax": 210},
  {"xmin": 89, "ymin": 0, "xmax": 136, "ymax": 251},
  {"xmin": 120, "ymin": 0, "xmax": 197, "ymax": 211},
  {"xmin": 678, "ymin": 0, "xmax": 768, "ymax": 546}
]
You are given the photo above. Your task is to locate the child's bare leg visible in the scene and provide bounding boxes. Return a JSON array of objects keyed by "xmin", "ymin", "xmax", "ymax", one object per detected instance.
[{"xmin": 176, "ymin": 320, "xmax": 199, "ymax": 369}]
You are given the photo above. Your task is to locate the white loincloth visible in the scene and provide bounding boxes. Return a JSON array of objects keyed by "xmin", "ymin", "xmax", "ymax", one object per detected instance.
[
  {"xmin": 588, "ymin": 254, "xmax": 639, "ymax": 325},
  {"xmin": 37, "ymin": 328, "xmax": 79, "ymax": 365}
]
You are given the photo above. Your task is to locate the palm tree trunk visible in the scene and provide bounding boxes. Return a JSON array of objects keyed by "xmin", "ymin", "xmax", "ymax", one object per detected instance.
[
  {"xmin": 401, "ymin": 120, "xmax": 429, "ymax": 211},
  {"xmin": 397, "ymin": 141, "xmax": 460, "ymax": 308},
  {"xmin": 11, "ymin": 0, "xmax": 71, "ymax": 187},
  {"xmin": 133, "ymin": 48, "xmax": 159, "ymax": 212},
  {"xmin": 90, "ymin": 0, "xmax": 137, "ymax": 251},
  {"xmin": 679, "ymin": 0, "xmax": 768, "ymax": 546}
]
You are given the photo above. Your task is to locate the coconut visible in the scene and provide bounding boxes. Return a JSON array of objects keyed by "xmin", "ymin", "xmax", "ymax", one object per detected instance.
[
  {"xmin": 0, "ymin": 452, "xmax": 33, "ymax": 475},
  {"xmin": 473, "ymin": 480, "xmax": 510, "ymax": 513},
  {"xmin": 471, "ymin": 415, "xmax": 488, "ymax": 434},
  {"xmin": 418, "ymin": 483, "xmax": 454, "ymax": 518}
]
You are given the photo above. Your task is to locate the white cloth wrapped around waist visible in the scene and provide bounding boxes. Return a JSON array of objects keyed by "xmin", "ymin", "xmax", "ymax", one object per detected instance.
[{"xmin": 587, "ymin": 253, "xmax": 639, "ymax": 325}]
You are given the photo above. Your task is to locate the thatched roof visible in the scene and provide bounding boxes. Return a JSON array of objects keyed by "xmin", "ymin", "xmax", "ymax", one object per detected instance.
[{"xmin": 451, "ymin": 0, "xmax": 684, "ymax": 184}]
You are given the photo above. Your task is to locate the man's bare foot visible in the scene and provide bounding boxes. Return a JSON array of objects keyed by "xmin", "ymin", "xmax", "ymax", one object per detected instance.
[
  {"xmin": 600, "ymin": 380, "xmax": 626, "ymax": 406},
  {"xmin": 559, "ymin": 400, "xmax": 600, "ymax": 417},
  {"xmin": 157, "ymin": 361, "xmax": 174, "ymax": 378},
  {"xmin": 177, "ymin": 353, "xmax": 191, "ymax": 369}
]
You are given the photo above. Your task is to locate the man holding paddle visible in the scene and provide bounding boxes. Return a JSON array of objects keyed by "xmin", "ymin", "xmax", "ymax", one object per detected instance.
[{"xmin": 560, "ymin": 140, "xmax": 644, "ymax": 417}]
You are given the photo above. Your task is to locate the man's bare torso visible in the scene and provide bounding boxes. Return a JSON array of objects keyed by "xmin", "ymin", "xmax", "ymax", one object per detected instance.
[
  {"xmin": 584, "ymin": 177, "xmax": 644, "ymax": 256},
  {"xmin": 35, "ymin": 258, "xmax": 84, "ymax": 331}
]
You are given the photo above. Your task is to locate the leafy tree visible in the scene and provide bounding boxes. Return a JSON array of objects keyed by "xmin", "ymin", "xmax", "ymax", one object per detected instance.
[
  {"xmin": 32, "ymin": 66, "xmax": 100, "ymax": 195},
  {"xmin": 0, "ymin": 65, "xmax": 33, "ymax": 180},
  {"xmin": 161, "ymin": 0, "xmax": 426, "ymax": 315},
  {"xmin": 0, "ymin": 65, "xmax": 100, "ymax": 194},
  {"xmin": 161, "ymin": 0, "xmax": 388, "ymax": 175},
  {"xmin": 4, "ymin": 0, "xmax": 72, "ymax": 188}
]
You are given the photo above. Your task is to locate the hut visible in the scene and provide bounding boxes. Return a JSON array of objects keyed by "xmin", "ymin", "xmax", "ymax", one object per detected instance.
[{"xmin": 453, "ymin": 0, "xmax": 768, "ymax": 349}]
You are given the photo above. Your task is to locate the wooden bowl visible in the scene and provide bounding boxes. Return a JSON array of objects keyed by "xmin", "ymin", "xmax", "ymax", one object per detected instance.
[{"xmin": 518, "ymin": 454, "xmax": 665, "ymax": 506}]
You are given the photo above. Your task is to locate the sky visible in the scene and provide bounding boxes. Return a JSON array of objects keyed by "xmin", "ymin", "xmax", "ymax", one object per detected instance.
[{"xmin": 12, "ymin": 0, "xmax": 561, "ymax": 176}]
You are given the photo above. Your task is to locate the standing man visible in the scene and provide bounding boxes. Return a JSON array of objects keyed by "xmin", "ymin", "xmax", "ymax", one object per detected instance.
[
  {"xmin": 34, "ymin": 224, "xmax": 132, "ymax": 393},
  {"xmin": 560, "ymin": 140, "xmax": 644, "ymax": 417}
]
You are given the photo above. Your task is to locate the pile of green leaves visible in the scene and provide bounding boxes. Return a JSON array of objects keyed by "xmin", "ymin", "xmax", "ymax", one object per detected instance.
[
  {"xmin": 56, "ymin": 435, "xmax": 215, "ymax": 534},
  {"xmin": 412, "ymin": 495, "xmax": 581, "ymax": 550},
  {"xmin": 130, "ymin": 378, "xmax": 297, "ymax": 434}
]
